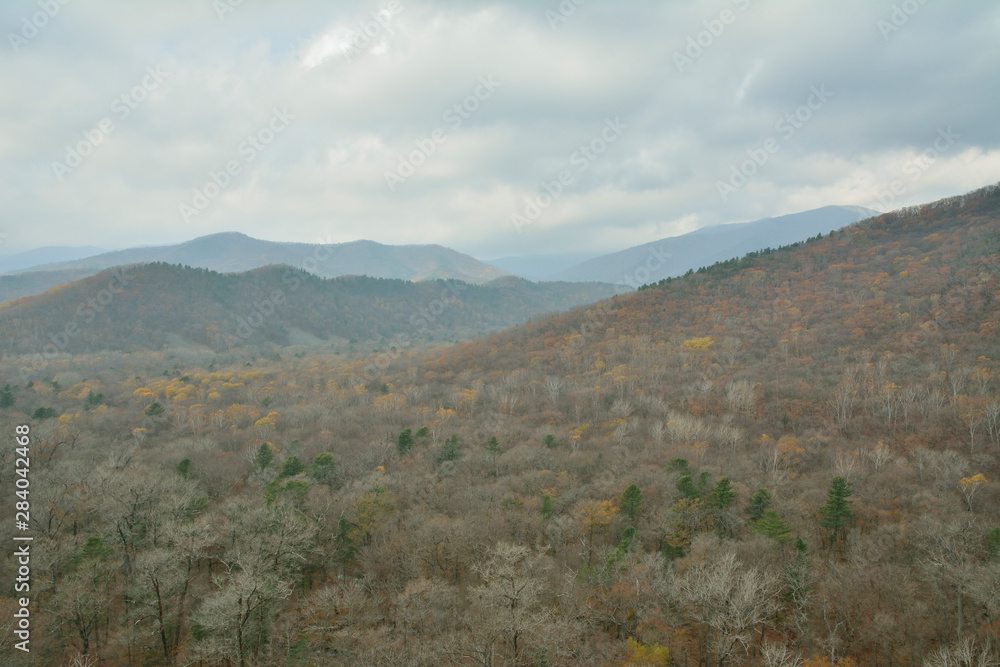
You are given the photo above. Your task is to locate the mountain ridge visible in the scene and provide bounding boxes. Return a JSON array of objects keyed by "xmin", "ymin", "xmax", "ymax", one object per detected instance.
[{"xmin": 548, "ymin": 204, "xmax": 877, "ymax": 286}]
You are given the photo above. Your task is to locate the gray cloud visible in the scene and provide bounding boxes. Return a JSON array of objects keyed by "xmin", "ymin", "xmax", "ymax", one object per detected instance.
[{"xmin": 1, "ymin": 0, "xmax": 998, "ymax": 259}]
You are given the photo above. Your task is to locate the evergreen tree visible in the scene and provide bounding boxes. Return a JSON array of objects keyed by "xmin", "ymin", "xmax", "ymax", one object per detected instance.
[
  {"xmin": 32, "ymin": 407, "xmax": 57, "ymax": 420},
  {"xmin": 279, "ymin": 455, "xmax": 305, "ymax": 478},
  {"xmin": 620, "ymin": 483, "xmax": 643, "ymax": 523},
  {"xmin": 540, "ymin": 494, "xmax": 555, "ymax": 519},
  {"xmin": 485, "ymin": 436, "xmax": 501, "ymax": 455},
  {"xmin": 0, "ymin": 387, "xmax": 15, "ymax": 408},
  {"xmin": 144, "ymin": 402, "xmax": 165, "ymax": 416},
  {"xmin": 334, "ymin": 516, "xmax": 358, "ymax": 578},
  {"xmin": 707, "ymin": 477, "xmax": 736, "ymax": 508},
  {"xmin": 397, "ymin": 428, "xmax": 415, "ymax": 454},
  {"xmin": 752, "ymin": 510, "xmax": 792, "ymax": 542},
  {"xmin": 746, "ymin": 488, "xmax": 774, "ymax": 522},
  {"xmin": 308, "ymin": 453, "xmax": 337, "ymax": 485},
  {"xmin": 436, "ymin": 435, "xmax": 461, "ymax": 464},
  {"xmin": 667, "ymin": 458, "xmax": 690, "ymax": 474},
  {"xmin": 254, "ymin": 443, "xmax": 275, "ymax": 471},
  {"xmin": 819, "ymin": 476, "xmax": 853, "ymax": 555},
  {"xmin": 676, "ymin": 475, "xmax": 699, "ymax": 499},
  {"xmin": 84, "ymin": 390, "xmax": 103, "ymax": 408},
  {"xmin": 987, "ymin": 526, "xmax": 1000, "ymax": 561}
]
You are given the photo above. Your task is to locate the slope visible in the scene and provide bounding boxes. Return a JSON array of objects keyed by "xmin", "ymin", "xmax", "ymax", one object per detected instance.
[
  {"xmin": 551, "ymin": 205, "xmax": 876, "ymax": 286},
  {"xmin": 0, "ymin": 263, "xmax": 625, "ymax": 356}
]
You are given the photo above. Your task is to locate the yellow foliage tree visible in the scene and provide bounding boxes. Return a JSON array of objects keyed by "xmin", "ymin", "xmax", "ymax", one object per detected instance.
[
  {"xmin": 620, "ymin": 637, "xmax": 670, "ymax": 666},
  {"xmin": 957, "ymin": 473, "xmax": 987, "ymax": 511}
]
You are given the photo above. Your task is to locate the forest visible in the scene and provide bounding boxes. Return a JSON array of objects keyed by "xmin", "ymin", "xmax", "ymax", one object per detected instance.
[
  {"xmin": 0, "ymin": 267, "xmax": 624, "ymax": 356},
  {"xmin": 1, "ymin": 183, "xmax": 999, "ymax": 666}
]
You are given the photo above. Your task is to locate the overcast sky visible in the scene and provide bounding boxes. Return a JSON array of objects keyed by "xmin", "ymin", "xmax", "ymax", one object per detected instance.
[{"xmin": 1, "ymin": 0, "xmax": 998, "ymax": 259}]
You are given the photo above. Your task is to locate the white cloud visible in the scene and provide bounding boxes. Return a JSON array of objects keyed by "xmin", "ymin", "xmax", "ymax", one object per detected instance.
[{"xmin": 0, "ymin": 0, "xmax": 998, "ymax": 258}]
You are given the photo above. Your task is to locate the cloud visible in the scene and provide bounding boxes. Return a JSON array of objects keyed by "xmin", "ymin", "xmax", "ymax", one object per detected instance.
[{"xmin": 0, "ymin": 0, "xmax": 998, "ymax": 259}]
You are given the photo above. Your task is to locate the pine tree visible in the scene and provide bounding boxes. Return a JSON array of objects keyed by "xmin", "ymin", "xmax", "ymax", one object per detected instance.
[
  {"xmin": 397, "ymin": 428, "xmax": 415, "ymax": 454},
  {"xmin": 0, "ymin": 387, "xmax": 15, "ymax": 408},
  {"xmin": 752, "ymin": 510, "xmax": 792, "ymax": 542},
  {"xmin": 308, "ymin": 453, "xmax": 337, "ymax": 485},
  {"xmin": 819, "ymin": 476, "xmax": 853, "ymax": 555},
  {"xmin": 987, "ymin": 526, "xmax": 1000, "ymax": 561},
  {"xmin": 676, "ymin": 475, "xmax": 699, "ymax": 499},
  {"xmin": 620, "ymin": 483, "xmax": 643, "ymax": 523},
  {"xmin": 708, "ymin": 477, "xmax": 736, "ymax": 508},
  {"xmin": 280, "ymin": 455, "xmax": 304, "ymax": 478},
  {"xmin": 254, "ymin": 443, "xmax": 275, "ymax": 471},
  {"xmin": 746, "ymin": 488, "xmax": 773, "ymax": 522},
  {"xmin": 540, "ymin": 494, "xmax": 555, "ymax": 519}
]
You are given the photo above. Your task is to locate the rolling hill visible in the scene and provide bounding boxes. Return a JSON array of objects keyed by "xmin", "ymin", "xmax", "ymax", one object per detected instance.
[
  {"xmin": 0, "ymin": 263, "xmax": 625, "ymax": 356},
  {"xmin": 0, "ymin": 233, "xmax": 509, "ymax": 302}
]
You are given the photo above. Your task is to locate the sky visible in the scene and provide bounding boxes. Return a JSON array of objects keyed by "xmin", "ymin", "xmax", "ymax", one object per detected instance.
[{"xmin": 1, "ymin": 0, "xmax": 999, "ymax": 260}]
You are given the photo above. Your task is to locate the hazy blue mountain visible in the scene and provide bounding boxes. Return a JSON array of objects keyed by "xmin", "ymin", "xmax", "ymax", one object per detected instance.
[
  {"xmin": 484, "ymin": 252, "xmax": 603, "ymax": 280},
  {"xmin": 1, "ymin": 233, "xmax": 510, "ymax": 302},
  {"xmin": 0, "ymin": 246, "xmax": 106, "ymax": 275},
  {"xmin": 551, "ymin": 205, "xmax": 878, "ymax": 286}
]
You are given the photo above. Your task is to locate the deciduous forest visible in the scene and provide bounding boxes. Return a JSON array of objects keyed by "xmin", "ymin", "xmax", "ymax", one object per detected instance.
[{"xmin": 2, "ymin": 184, "xmax": 1000, "ymax": 665}]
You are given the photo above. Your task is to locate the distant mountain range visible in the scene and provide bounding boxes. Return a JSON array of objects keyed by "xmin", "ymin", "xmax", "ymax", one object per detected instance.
[
  {"xmin": 0, "ymin": 263, "xmax": 626, "ymax": 356},
  {"xmin": 546, "ymin": 205, "xmax": 877, "ymax": 285},
  {"xmin": 0, "ymin": 205, "xmax": 877, "ymax": 304},
  {"xmin": 0, "ymin": 245, "xmax": 106, "ymax": 274},
  {"xmin": 0, "ymin": 233, "xmax": 509, "ymax": 302}
]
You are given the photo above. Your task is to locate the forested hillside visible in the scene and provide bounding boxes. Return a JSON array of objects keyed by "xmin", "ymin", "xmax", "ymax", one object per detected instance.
[
  {"xmin": 1, "ymin": 184, "xmax": 999, "ymax": 666},
  {"xmin": 0, "ymin": 265, "xmax": 625, "ymax": 356}
]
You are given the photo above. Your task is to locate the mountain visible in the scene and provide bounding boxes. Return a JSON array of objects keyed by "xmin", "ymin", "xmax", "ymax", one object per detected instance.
[
  {"xmin": 426, "ymin": 183, "xmax": 999, "ymax": 399},
  {"xmin": 0, "ymin": 245, "xmax": 106, "ymax": 274},
  {"xmin": 0, "ymin": 263, "xmax": 625, "ymax": 356},
  {"xmin": 0, "ymin": 268, "xmax": 102, "ymax": 304},
  {"xmin": 1, "ymin": 233, "xmax": 509, "ymax": 300},
  {"xmin": 485, "ymin": 252, "xmax": 603, "ymax": 280},
  {"xmin": 550, "ymin": 205, "xmax": 877, "ymax": 286},
  {"xmin": 3, "ymin": 183, "xmax": 998, "ymax": 667}
]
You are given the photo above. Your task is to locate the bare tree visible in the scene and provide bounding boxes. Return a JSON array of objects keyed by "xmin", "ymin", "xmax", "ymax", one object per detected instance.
[{"xmin": 671, "ymin": 536, "xmax": 780, "ymax": 666}]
